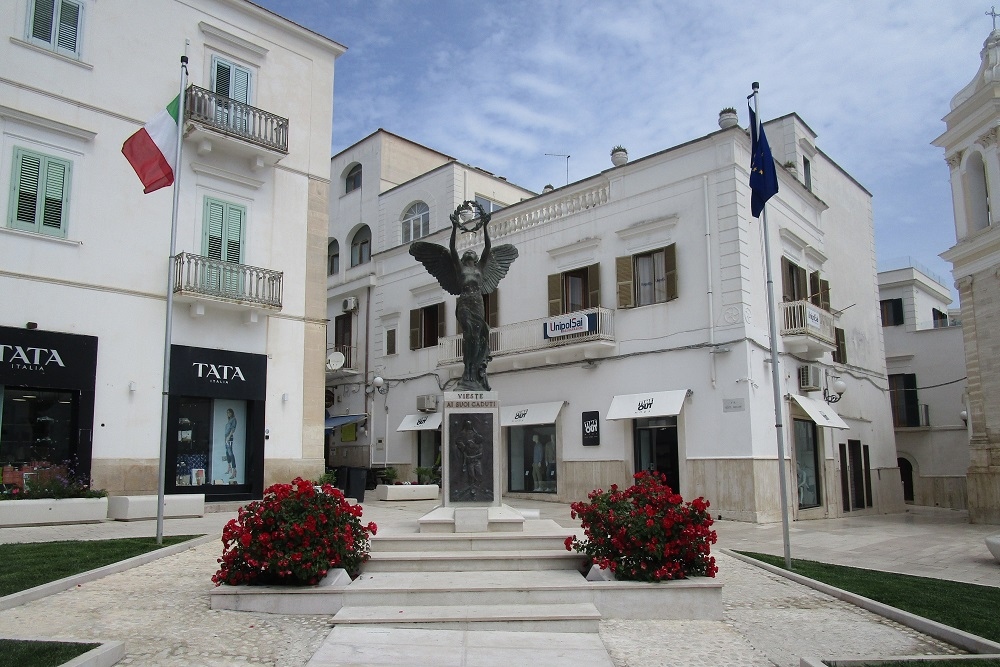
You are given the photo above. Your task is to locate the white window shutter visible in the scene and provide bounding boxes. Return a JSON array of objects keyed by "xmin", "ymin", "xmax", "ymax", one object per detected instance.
[{"xmin": 55, "ymin": 0, "xmax": 80, "ymax": 54}]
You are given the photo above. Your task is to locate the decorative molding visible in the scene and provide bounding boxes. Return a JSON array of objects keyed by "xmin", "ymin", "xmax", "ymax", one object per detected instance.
[
  {"xmin": 410, "ymin": 281, "xmax": 442, "ymax": 298},
  {"xmin": 977, "ymin": 127, "xmax": 1000, "ymax": 148},
  {"xmin": 615, "ymin": 214, "xmax": 679, "ymax": 253},
  {"xmin": 956, "ymin": 276, "xmax": 974, "ymax": 290},
  {"xmin": 190, "ymin": 162, "xmax": 265, "ymax": 189},
  {"xmin": 546, "ymin": 236, "xmax": 601, "ymax": 269},
  {"xmin": 804, "ymin": 245, "xmax": 829, "ymax": 266},
  {"xmin": 9, "ymin": 37, "xmax": 93, "ymax": 70},
  {"xmin": 797, "ymin": 138, "xmax": 818, "ymax": 158},
  {"xmin": 199, "ymin": 22, "xmax": 268, "ymax": 63},
  {"xmin": 945, "ymin": 151, "xmax": 963, "ymax": 169},
  {"xmin": 0, "ymin": 105, "xmax": 96, "ymax": 141}
]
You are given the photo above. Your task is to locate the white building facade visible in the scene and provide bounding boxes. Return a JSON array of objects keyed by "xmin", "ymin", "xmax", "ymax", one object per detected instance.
[
  {"xmin": 327, "ymin": 116, "xmax": 903, "ymax": 523},
  {"xmin": 0, "ymin": 0, "xmax": 344, "ymax": 500},
  {"xmin": 878, "ymin": 262, "xmax": 968, "ymax": 509}
]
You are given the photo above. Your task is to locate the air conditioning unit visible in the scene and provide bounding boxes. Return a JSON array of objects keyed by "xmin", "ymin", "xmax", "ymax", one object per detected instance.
[
  {"xmin": 798, "ymin": 364, "xmax": 823, "ymax": 392},
  {"xmin": 416, "ymin": 394, "xmax": 438, "ymax": 412},
  {"xmin": 342, "ymin": 296, "xmax": 358, "ymax": 313}
]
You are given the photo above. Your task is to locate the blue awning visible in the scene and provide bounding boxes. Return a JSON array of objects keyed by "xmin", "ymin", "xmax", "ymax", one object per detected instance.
[{"xmin": 325, "ymin": 414, "xmax": 367, "ymax": 431}]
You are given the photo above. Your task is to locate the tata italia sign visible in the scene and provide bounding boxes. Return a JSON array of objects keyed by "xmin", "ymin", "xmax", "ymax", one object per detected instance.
[
  {"xmin": 543, "ymin": 312, "xmax": 597, "ymax": 339},
  {"xmin": 0, "ymin": 325, "xmax": 98, "ymax": 388}
]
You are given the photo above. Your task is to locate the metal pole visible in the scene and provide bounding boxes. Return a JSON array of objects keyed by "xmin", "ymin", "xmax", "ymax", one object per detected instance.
[
  {"xmin": 157, "ymin": 53, "xmax": 189, "ymax": 544},
  {"xmin": 751, "ymin": 83, "xmax": 792, "ymax": 569}
]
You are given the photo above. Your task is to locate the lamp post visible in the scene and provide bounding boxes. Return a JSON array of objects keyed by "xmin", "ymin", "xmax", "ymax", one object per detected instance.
[
  {"xmin": 823, "ymin": 375, "xmax": 847, "ymax": 404},
  {"xmin": 371, "ymin": 376, "xmax": 389, "ymax": 469}
]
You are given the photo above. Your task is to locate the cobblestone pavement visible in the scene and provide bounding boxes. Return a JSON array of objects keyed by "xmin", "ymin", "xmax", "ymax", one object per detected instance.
[{"xmin": 0, "ymin": 501, "xmax": 993, "ymax": 666}]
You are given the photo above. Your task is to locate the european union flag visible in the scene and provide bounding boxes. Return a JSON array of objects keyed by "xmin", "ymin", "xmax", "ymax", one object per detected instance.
[{"xmin": 749, "ymin": 105, "xmax": 778, "ymax": 218}]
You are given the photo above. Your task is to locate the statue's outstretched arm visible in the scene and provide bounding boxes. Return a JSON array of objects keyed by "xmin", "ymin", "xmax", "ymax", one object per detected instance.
[{"xmin": 479, "ymin": 218, "xmax": 492, "ymax": 272}]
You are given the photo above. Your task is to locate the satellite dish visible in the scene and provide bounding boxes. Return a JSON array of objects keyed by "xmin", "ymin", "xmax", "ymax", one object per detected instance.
[{"xmin": 326, "ymin": 352, "xmax": 345, "ymax": 371}]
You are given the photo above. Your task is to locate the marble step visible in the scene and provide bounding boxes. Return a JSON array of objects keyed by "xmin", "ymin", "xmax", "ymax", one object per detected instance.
[
  {"xmin": 363, "ymin": 549, "xmax": 588, "ymax": 572},
  {"xmin": 343, "ymin": 569, "xmax": 593, "ymax": 607},
  {"xmin": 331, "ymin": 602, "xmax": 601, "ymax": 633},
  {"xmin": 370, "ymin": 531, "xmax": 573, "ymax": 554}
]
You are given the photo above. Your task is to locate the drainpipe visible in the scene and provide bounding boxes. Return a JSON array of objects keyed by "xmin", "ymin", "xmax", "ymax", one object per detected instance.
[
  {"xmin": 364, "ymin": 284, "xmax": 373, "ymax": 466},
  {"xmin": 704, "ymin": 175, "xmax": 716, "ymax": 387}
]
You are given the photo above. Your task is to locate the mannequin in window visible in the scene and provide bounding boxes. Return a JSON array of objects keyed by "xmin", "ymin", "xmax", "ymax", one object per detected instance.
[
  {"xmin": 544, "ymin": 435, "xmax": 556, "ymax": 489},
  {"xmin": 531, "ymin": 435, "xmax": 544, "ymax": 489}
]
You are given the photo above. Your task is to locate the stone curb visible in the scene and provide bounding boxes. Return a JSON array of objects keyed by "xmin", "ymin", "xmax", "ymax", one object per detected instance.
[
  {"xmin": 801, "ymin": 655, "xmax": 1000, "ymax": 666},
  {"xmin": 62, "ymin": 640, "xmax": 126, "ymax": 667},
  {"xmin": 0, "ymin": 533, "xmax": 217, "ymax": 611},
  {"xmin": 723, "ymin": 549, "xmax": 1000, "ymax": 656}
]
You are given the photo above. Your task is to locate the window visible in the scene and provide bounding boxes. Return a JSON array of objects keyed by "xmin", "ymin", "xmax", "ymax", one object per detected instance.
[
  {"xmin": 888, "ymin": 373, "xmax": 919, "ymax": 427},
  {"xmin": 409, "ymin": 303, "xmax": 445, "ymax": 350},
  {"xmin": 880, "ymin": 298, "xmax": 904, "ymax": 326},
  {"xmin": 475, "ymin": 195, "xmax": 505, "ymax": 214},
  {"xmin": 345, "ymin": 164, "xmax": 362, "ymax": 193},
  {"xmin": 211, "ymin": 55, "xmax": 252, "ymax": 133},
  {"xmin": 202, "ymin": 198, "xmax": 245, "ymax": 294},
  {"xmin": 507, "ymin": 425, "xmax": 557, "ymax": 494},
  {"xmin": 328, "ymin": 240, "xmax": 340, "ymax": 276},
  {"xmin": 401, "ymin": 202, "xmax": 430, "ymax": 243},
  {"xmin": 27, "ymin": 0, "xmax": 82, "ymax": 57},
  {"xmin": 616, "ymin": 245, "xmax": 677, "ymax": 309},
  {"xmin": 803, "ymin": 157, "xmax": 812, "ymax": 191},
  {"xmin": 831, "ymin": 327, "xmax": 847, "ymax": 364},
  {"xmin": 8, "ymin": 147, "xmax": 71, "ymax": 238},
  {"xmin": 333, "ymin": 314, "xmax": 352, "ymax": 369},
  {"xmin": 809, "ymin": 271, "xmax": 831, "ymax": 311},
  {"xmin": 840, "ymin": 440, "xmax": 873, "ymax": 511},
  {"xmin": 780, "ymin": 257, "xmax": 809, "ymax": 302},
  {"xmin": 549, "ymin": 264, "xmax": 600, "ymax": 315},
  {"xmin": 385, "ymin": 328, "xmax": 397, "ymax": 356},
  {"xmin": 932, "ymin": 308, "xmax": 949, "ymax": 328},
  {"xmin": 350, "ymin": 226, "xmax": 371, "ymax": 267},
  {"xmin": 794, "ymin": 419, "xmax": 821, "ymax": 509}
]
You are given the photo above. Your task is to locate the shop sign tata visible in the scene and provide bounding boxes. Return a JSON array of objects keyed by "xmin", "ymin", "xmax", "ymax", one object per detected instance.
[{"xmin": 543, "ymin": 312, "xmax": 597, "ymax": 339}]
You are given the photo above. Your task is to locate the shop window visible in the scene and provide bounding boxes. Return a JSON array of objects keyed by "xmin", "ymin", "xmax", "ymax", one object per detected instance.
[
  {"xmin": 27, "ymin": 0, "xmax": 83, "ymax": 57},
  {"xmin": 0, "ymin": 387, "xmax": 75, "ymax": 468},
  {"xmin": 417, "ymin": 430, "xmax": 441, "ymax": 484},
  {"xmin": 173, "ymin": 397, "xmax": 247, "ymax": 488},
  {"xmin": 880, "ymin": 298, "xmax": 904, "ymax": 326},
  {"xmin": 633, "ymin": 416, "xmax": 679, "ymax": 493},
  {"xmin": 888, "ymin": 373, "xmax": 919, "ymax": 427},
  {"xmin": 350, "ymin": 226, "xmax": 371, "ymax": 267},
  {"xmin": 328, "ymin": 239, "xmax": 340, "ymax": 276},
  {"xmin": 409, "ymin": 303, "xmax": 445, "ymax": 350},
  {"xmin": 840, "ymin": 440, "xmax": 873, "ymax": 511},
  {"xmin": 616, "ymin": 246, "xmax": 677, "ymax": 309},
  {"xmin": 401, "ymin": 202, "xmax": 430, "ymax": 243},
  {"xmin": 345, "ymin": 164, "xmax": 362, "ymax": 193},
  {"xmin": 9, "ymin": 147, "xmax": 71, "ymax": 238},
  {"xmin": 548, "ymin": 264, "xmax": 600, "ymax": 315},
  {"xmin": 794, "ymin": 419, "xmax": 821, "ymax": 509},
  {"xmin": 507, "ymin": 424, "xmax": 556, "ymax": 493}
]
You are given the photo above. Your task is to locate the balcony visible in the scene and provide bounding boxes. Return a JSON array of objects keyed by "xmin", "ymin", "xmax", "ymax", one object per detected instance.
[
  {"xmin": 438, "ymin": 307, "xmax": 616, "ymax": 371},
  {"xmin": 173, "ymin": 252, "xmax": 282, "ymax": 313},
  {"xmin": 779, "ymin": 300, "xmax": 835, "ymax": 358},
  {"xmin": 326, "ymin": 344, "xmax": 360, "ymax": 377},
  {"xmin": 183, "ymin": 85, "xmax": 288, "ymax": 167}
]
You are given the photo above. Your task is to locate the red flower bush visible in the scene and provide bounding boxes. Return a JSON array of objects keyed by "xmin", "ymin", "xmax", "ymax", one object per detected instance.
[
  {"xmin": 212, "ymin": 477, "xmax": 377, "ymax": 586},
  {"xmin": 565, "ymin": 471, "xmax": 718, "ymax": 582}
]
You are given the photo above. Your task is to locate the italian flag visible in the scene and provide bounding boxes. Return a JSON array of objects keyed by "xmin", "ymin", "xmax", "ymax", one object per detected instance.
[{"xmin": 122, "ymin": 95, "xmax": 180, "ymax": 194}]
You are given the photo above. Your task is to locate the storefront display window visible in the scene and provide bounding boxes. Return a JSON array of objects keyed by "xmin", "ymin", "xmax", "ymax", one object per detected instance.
[
  {"xmin": 507, "ymin": 424, "xmax": 556, "ymax": 493},
  {"xmin": 633, "ymin": 416, "xmax": 679, "ymax": 493},
  {"xmin": 174, "ymin": 398, "xmax": 246, "ymax": 488},
  {"xmin": 794, "ymin": 419, "xmax": 821, "ymax": 509},
  {"xmin": 0, "ymin": 387, "xmax": 76, "ymax": 466}
]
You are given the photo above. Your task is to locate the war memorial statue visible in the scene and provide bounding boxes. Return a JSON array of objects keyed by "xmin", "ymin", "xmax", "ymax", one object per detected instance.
[{"xmin": 408, "ymin": 201, "xmax": 518, "ymax": 391}]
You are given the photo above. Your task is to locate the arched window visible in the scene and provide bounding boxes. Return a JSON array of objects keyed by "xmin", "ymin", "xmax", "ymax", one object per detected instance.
[
  {"xmin": 328, "ymin": 239, "xmax": 340, "ymax": 276},
  {"xmin": 965, "ymin": 151, "xmax": 991, "ymax": 232},
  {"xmin": 401, "ymin": 202, "xmax": 430, "ymax": 243},
  {"xmin": 345, "ymin": 164, "xmax": 362, "ymax": 194},
  {"xmin": 350, "ymin": 226, "xmax": 371, "ymax": 267}
]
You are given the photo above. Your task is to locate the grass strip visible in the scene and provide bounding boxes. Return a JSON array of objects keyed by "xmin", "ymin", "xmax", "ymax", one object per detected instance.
[
  {"xmin": 0, "ymin": 638, "xmax": 100, "ymax": 667},
  {"xmin": 738, "ymin": 551, "xmax": 1000, "ymax": 645},
  {"xmin": 0, "ymin": 536, "xmax": 197, "ymax": 597}
]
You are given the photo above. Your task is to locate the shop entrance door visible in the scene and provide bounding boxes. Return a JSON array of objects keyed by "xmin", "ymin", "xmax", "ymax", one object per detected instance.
[{"xmin": 633, "ymin": 417, "xmax": 679, "ymax": 493}]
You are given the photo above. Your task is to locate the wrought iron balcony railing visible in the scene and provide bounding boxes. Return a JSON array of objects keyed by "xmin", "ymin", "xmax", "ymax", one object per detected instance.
[
  {"xmin": 173, "ymin": 252, "xmax": 282, "ymax": 310},
  {"xmin": 184, "ymin": 85, "xmax": 289, "ymax": 154},
  {"xmin": 327, "ymin": 344, "xmax": 358, "ymax": 372},
  {"xmin": 779, "ymin": 300, "xmax": 835, "ymax": 345}
]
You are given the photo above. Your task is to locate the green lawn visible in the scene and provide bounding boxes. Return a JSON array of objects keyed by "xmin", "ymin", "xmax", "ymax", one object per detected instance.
[
  {"xmin": 738, "ymin": 551, "xmax": 1000, "ymax": 645},
  {"xmin": 0, "ymin": 638, "xmax": 100, "ymax": 667},
  {"xmin": 0, "ymin": 536, "xmax": 197, "ymax": 597}
]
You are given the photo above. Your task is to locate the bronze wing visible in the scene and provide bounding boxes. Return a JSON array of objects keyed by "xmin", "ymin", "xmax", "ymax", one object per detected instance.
[
  {"xmin": 409, "ymin": 242, "xmax": 462, "ymax": 296},
  {"xmin": 480, "ymin": 244, "xmax": 518, "ymax": 294}
]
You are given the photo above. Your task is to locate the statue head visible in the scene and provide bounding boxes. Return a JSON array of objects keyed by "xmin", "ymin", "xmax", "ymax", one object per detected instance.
[{"xmin": 461, "ymin": 250, "xmax": 478, "ymax": 265}]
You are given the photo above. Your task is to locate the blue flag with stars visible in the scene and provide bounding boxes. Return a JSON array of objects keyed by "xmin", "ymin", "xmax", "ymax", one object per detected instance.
[{"xmin": 749, "ymin": 105, "xmax": 778, "ymax": 218}]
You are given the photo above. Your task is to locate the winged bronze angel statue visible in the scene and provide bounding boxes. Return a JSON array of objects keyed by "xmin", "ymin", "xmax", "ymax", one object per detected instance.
[{"xmin": 409, "ymin": 201, "xmax": 518, "ymax": 391}]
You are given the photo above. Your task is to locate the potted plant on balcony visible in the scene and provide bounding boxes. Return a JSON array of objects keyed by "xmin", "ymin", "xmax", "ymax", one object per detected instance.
[
  {"xmin": 611, "ymin": 145, "xmax": 628, "ymax": 167},
  {"xmin": 718, "ymin": 107, "xmax": 738, "ymax": 129}
]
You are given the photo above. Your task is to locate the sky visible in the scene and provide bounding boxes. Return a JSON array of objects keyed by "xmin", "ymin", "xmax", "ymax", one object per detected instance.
[{"xmin": 256, "ymin": 0, "xmax": 990, "ymax": 304}]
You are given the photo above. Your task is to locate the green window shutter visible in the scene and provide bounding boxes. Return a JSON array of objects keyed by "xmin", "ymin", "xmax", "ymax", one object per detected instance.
[
  {"xmin": 55, "ymin": 0, "xmax": 80, "ymax": 54},
  {"xmin": 224, "ymin": 205, "xmax": 244, "ymax": 263},
  {"xmin": 203, "ymin": 199, "xmax": 225, "ymax": 260},
  {"xmin": 547, "ymin": 273, "xmax": 562, "ymax": 316},
  {"xmin": 213, "ymin": 58, "xmax": 231, "ymax": 98},
  {"xmin": 30, "ymin": 0, "xmax": 55, "ymax": 43},
  {"xmin": 809, "ymin": 271, "xmax": 821, "ymax": 307},
  {"xmin": 9, "ymin": 148, "xmax": 70, "ymax": 237},
  {"xmin": 587, "ymin": 263, "xmax": 601, "ymax": 308},
  {"xmin": 820, "ymin": 279, "xmax": 831, "ymax": 312},
  {"xmin": 231, "ymin": 66, "xmax": 251, "ymax": 104},
  {"xmin": 409, "ymin": 309, "xmax": 420, "ymax": 350},
  {"xmin": 615, "ymin": 256, "xmax": 634, "ymax": 309},
  {"xmin": 663, "ymin": 244, "xmax": 677, "ymax": 301}
]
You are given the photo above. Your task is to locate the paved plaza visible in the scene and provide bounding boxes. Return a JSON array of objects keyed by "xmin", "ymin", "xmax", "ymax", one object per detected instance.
[{"xmin": 0, "ymin": 500, "xmax": 996, "ymax": 666}]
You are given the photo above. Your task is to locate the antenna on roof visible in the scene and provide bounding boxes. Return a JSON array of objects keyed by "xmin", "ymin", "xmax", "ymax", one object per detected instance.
[{"xmin": 544, "ymin": 153, "xmax": 570, "ymax": 186}]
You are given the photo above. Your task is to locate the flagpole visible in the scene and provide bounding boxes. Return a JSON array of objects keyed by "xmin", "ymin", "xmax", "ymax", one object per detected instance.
[
  {"xmin": 750, "ymin": 81, "xmax": 792, "ymax": 569},
  {"xmin": 156, "ymin": 53, "xmax": 189, "ymax": 544}
]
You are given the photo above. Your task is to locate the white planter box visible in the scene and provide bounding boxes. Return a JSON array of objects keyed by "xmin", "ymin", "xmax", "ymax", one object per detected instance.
[
  {"xmin": 375, "ymin": 484, "xmax": 439, "ymax": 501},
  {"xmin": 0, "ymin": 497, "xmax": 109, "ymax": 527},
  {"xmin": 106, "ymin": 494, "xmax": 205, "ymax": 520}
]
